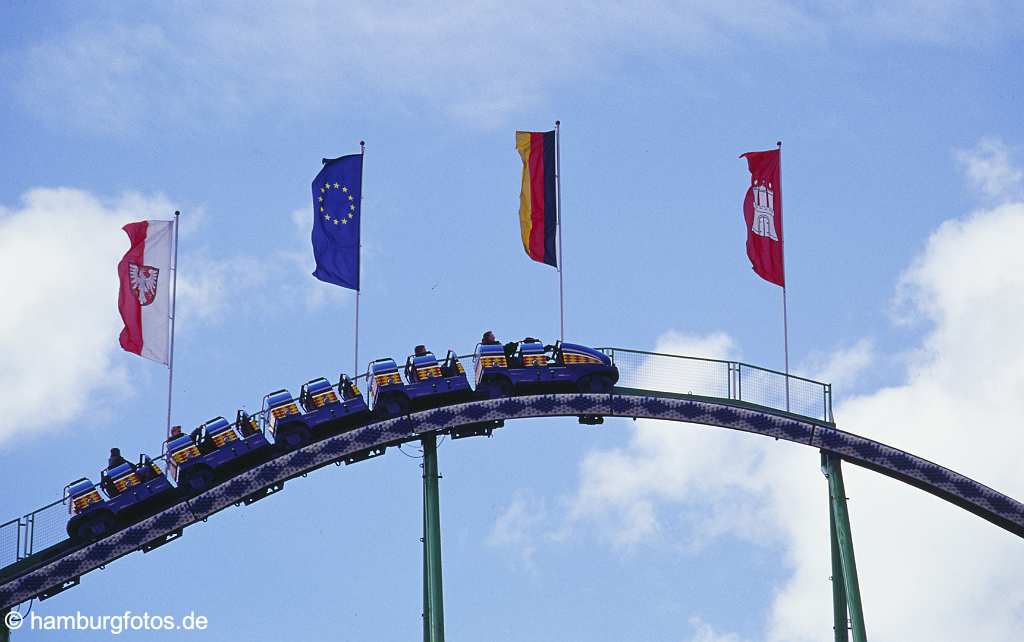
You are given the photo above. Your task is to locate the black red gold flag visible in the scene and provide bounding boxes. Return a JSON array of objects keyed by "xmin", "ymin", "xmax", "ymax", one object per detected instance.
[{"xmin": 515, "ymin": 130, "xmax": 557, "ymax": 267}]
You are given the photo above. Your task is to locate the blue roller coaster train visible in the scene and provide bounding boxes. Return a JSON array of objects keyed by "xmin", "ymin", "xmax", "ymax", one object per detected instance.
[
  {"xmin": 52, "ymin": 340, "xmax": 613, "ymax": 545},
  {"xmin": 2, "ymin": 341, "xmax": 1022, "ymax": 642},
  {"xmin": 55, "ymin": 339, "xmax": 617, "ymax": 545}
]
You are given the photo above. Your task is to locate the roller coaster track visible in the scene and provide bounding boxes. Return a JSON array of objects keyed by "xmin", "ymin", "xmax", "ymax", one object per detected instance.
[{"xmin": 2, "ymin": 350, "xmax": 1023, "ymax": 610}]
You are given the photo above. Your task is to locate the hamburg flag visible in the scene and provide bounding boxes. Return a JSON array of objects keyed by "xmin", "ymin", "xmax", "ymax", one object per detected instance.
[
  {"xmin": 118, "ymin": 219, "xmax": 174, "ymax": 364},
  {"xmin": 516, "ymin": 130, "xmax": 557, "ymax": 267},
  {"xmin": 312, "ymin": 153, "xmax": 363, "ymax": 290},
  {"xmin": 740, "ymin": 149, "xmax": 785, "ymax": 287}
]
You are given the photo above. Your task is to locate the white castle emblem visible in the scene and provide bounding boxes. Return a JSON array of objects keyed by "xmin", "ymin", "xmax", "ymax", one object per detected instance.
[
  {"xmin": 750, "ymin": 180, "xmax": 779, "ymax": 241},
  {"xmin": 128, "ymin": 263, "xmax": 160, "ymax": 306}
]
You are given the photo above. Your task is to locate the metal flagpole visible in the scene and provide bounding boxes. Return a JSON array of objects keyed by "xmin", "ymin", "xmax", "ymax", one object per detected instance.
[
  {"xmin": 782, "ymin": 288, "xmax": 790, "ymax": 410},
  {"xmin": 166, "ymin": 210, "xmax": 180, "ymax": 435},
  {"xmin": 355, "ymin": 140, "xmax": 365, "ymax": 376},
  {"xmin": 355, "ymin": 293, "xmax": 360, "ymax": 375},
  {"xmin": 555, "ymin": 120, "xmax": 564, "ymax": 342},
  {"xmin": 777, "ymin": 140, "xmax": 790, "ymax": 411}
]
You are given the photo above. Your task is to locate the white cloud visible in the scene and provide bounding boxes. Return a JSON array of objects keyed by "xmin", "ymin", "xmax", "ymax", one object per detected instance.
[
  {"xmin": 685, "ymin": 617, "xmax": 750, "ymax": 642},
  {"xmin": 800, "ymin": 338, "xmax": 875, "ymax": 391},
  {"xmin": 174, "ymin": 250, "xmax": 269, "ymax": 327},
  {"xmin": 0, "ymin": 188, "xmax": 285, "ymax": 447},
  {"xmin": 561, "ymin": 147, "xmax": 1024, "ymax": 639},
  {"xmin": 486, "ymin": 491, "xmax": 549, "ymax": 572},
  {"xmin": 766, "ymin": 197, "xmax": 1024, "ymax": 641},
  {"xmin": 831, "ymin": 1, "xmax": 1013, "ymax": 46},
  {"xmin": 285, "ymin": 207, "xmax": 353, "ymax": 310},
  {"xmin": 956, "ymin": 138, "xmax": 1023, "ymax": 201},
  {"xmin": 11, "ymin": 2, "xmax": 1019, "ymax": 135},
  {"xmin": 0, "ymin": 189, "xmax": 173, "ymax": 446},
  {"xmin": 135, "ymin": 204, "xmax": 351, "ymax": 333},
  {"xmin": 7, "ymin": 2, "xmax": 827, "ymax": 133},
  {"xmin": 651, "ymin": 331, "xmax": 738, "ymax": 362},
  {"xmin": 9, "ymin": 2, "xmax": 1021, "ymax": 136},
  {"xmin": 142, "ymin": 205, "xmax": 348, "ymax": 330},
  {"xmin": 13, "ymin": 23, "xmax": 176, "ymax": 136},
  {"xmin": 565, "ymin": 330, "xmax": 780, "ymax": 548}
]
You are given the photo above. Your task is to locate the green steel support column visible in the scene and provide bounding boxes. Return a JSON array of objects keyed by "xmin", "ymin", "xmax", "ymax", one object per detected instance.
[
  {"xmin": 423, "ymin": 483, "xmax": 429, "ymax": 642},
  {"xmin": 821, "ymin": 452, "xmax": 867, "ymax": 642},
  {"xmin": 422, "ymin": 433, "xmax": 445, "ymax": 642},
  {"xmin": 829, "ymin": 493, "xmax": 850, "ymax": 642}
]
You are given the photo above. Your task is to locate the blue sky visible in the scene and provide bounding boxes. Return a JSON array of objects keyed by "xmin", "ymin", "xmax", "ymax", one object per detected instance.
[{"xmin": 2, "ymin": 3, "xmax": 1023, "ymax": 640}]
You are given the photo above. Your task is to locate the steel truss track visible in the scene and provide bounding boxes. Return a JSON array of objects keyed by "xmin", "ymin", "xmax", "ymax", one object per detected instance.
[{"xmin": 2, "ymin": 390, "xmax": 1022, "ymax": 609}]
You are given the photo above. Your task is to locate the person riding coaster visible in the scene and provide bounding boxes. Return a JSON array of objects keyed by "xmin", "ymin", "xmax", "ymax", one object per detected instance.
[
  {"xmin": 66, "ymin": 450, "xmax": 177, "ymax": 542},
  {"xmin": 475, "ymin": 338, "xmax": 618, "ymax": 397},
  {"xmin": 368, "ymin": 348, "xmax": 473, "ymax": 418},
  {"xmin": 64, "ymin": 336, "xmax": 617, "ymax": 543}
]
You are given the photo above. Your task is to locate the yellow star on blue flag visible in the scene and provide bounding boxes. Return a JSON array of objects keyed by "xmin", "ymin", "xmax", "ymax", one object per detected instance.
[{"xmin": 311, "ymin": 153, "xmax": 362, "ymax": 290}]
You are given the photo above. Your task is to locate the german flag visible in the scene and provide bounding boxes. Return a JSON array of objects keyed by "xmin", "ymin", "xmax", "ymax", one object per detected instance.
[{"xmin": 515, "ymin": 130, "xmax": 558, "ymax": 267}]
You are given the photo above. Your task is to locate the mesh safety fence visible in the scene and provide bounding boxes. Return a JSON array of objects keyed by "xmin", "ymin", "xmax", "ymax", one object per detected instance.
[
  {"xmin": 602, "ymin": 348, "xmax": 831, "ymax": 422},
  {"xmin": 24, "ymin": 500, "xmax": 69, "ymax": 557},
  {"xmin": 0, "ymin": 519, "xmax": 18, "ymax": 568}
]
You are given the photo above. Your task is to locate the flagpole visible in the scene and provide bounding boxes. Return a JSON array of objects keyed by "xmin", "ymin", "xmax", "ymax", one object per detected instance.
[
  {"xmin": 777, "ymin": 140, "xmax": 790, "ymax": 411},
  {"xmin": 555, "ymin": 120, "xmax": 564, "ymax": 342},
  {"xmin": 166, "ymin": 210, "xmax": 180, "ymax": 435},
  {"xmin": 355, "ymin": 140, "xmax": 365, "ymax": 376}
]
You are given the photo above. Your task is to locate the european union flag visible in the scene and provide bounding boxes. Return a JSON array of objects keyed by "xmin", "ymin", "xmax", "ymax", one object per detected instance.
[{"xmin": 311, "ymin": 153, "xmax": 362, "ymax": 290}]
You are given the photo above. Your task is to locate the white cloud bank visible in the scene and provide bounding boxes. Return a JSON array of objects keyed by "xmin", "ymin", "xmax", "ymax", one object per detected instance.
[
  {"xmin": 555, "ymin": 145, "xmax": 1024, "ymax": 640},
  {"xmin": 0, "ymin": 189, "xmax": 166, "ymax": 446},
  {"xmin": 6, "ymin": 2, "xmax": 819, "ymax": 133},
  {"xmin": 0, "ymin": 188, "xmax": 303, "ymax": 447},
  {"xmin": 11, "ymin": 2, "xmax": 1018, "ymax": 135}
]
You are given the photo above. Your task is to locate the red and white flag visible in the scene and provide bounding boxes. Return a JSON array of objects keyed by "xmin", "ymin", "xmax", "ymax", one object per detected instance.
[
  {"xmin": 117, "ymin": 220, "xmax": 174, "ymax": 364},
  {"xmin": 740, "ymin": 149, "xmax": 785, "ymax": 287}
]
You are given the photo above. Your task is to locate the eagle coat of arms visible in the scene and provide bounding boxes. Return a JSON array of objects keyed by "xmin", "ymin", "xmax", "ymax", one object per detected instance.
[{"xmin": 128, "ymin": 263, "xmax": 160, "ymax": 306}]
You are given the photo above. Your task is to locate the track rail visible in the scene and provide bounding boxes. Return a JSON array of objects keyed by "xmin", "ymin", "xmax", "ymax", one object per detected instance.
[{"xmin": 2, "ymin": 388, "xmax": 1022, "ymax": 609}]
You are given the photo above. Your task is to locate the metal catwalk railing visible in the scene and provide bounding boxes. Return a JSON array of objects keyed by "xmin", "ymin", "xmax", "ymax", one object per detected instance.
[
  {"xmin": 0, "ymin": 346, "xmax": 832, "ymax": 576},
  {"xmin": 601, "ymin": 348, "xmax": 832, "ymax": 423}
]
